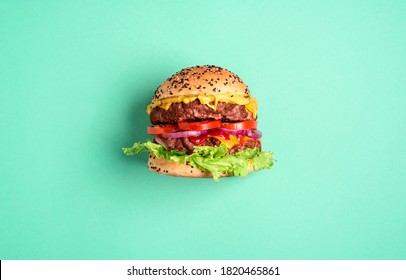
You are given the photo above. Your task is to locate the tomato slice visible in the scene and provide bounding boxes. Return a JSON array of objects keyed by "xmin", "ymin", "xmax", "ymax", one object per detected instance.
[
  {"xmin": 221, "ymin": 121, "xmax": 257, "ymax": 130},
  {"xmin": 147, "ymin": 124, "xmax": 178, "ymax": 135},
  {"xmin": 178, "ymin": 120, "xmax": 222, "ymax": 131}
]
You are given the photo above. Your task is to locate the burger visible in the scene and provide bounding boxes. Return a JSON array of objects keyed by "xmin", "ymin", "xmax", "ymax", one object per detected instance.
[{"xmin": 123, "ymin": 65, "xmax": 274, "ymax": 181}]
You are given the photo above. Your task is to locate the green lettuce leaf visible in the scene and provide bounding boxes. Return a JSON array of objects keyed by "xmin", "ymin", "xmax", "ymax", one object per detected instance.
[{"xmin": 123, "ymin": 141, "xmax": 274, "ymax": 181}]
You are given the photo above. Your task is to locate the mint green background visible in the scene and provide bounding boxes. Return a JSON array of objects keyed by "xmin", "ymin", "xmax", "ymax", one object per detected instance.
[{"xmin": 1, "ymin": 1, "xmax": 405, "ymax": 260}]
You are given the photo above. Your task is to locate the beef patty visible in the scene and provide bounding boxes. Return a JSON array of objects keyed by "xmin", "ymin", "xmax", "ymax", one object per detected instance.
[{"xmin": 150, "ymin": 100, "xmax": 254, "ymax": 125}]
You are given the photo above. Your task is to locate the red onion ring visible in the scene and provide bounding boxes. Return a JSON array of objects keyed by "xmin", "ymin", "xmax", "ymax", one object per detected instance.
[
  {"xmin": 216, "ymin": 128, "xmax": 263, "ymax": 139},
  {"xmin": 216, "ymin": 128, "xmax": 248, "ymax": 135},
  {"xmin": 157, "ymin": 127, "xmax": 262, "ymax": 139},
  {"xmin": 246, "ymin": 129, "xmax": 262, "ymax": 139},
  {"xmin": 154, "ymin": 136, "xmax": 168, "ymax": 149},
  {"xmin": 161, "ymin": 130, "xmax": 208, "ymax": 139}
]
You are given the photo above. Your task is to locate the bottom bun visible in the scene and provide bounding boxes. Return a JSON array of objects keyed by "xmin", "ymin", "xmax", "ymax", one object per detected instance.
[{"xmin": 148, "ymin": 154, "xmax": 253, "ymax": 178}]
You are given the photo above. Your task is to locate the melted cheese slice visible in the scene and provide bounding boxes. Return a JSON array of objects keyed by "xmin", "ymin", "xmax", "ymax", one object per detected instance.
[
  {"xmin": 212, "ymin": 135, "xmax": 261, "ymax": 149},
  {"xmin": 213, "ymin": 135, "xmax": 243, "ymax": 149},
  {"xmin": 146, "ymin": 93, "xmax": 257, "ymax": 119}
]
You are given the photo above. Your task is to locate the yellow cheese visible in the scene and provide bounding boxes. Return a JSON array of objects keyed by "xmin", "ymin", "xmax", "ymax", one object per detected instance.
[
  {"xmin": 213, "ymin": 135, "xmax": 241, "ymax": 149},
  {"xmin": 212, "ymin": 135, "xmax": 261, "ymax": 149},
  {"xmin": 146, "ymin": 93, "xmax": 257, "ymax": 118}
]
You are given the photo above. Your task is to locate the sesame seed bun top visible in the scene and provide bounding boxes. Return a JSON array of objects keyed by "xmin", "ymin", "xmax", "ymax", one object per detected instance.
[{"xmin": 152, "ymin": 65, "xmax": 250, "ymax": 101}]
